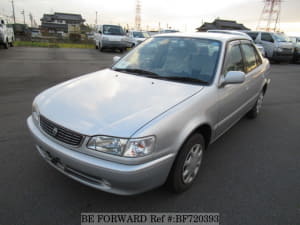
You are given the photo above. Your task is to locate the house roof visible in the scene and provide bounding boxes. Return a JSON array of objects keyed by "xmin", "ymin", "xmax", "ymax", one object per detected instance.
[
  {"xmin": 41, "ymin": 12, "xmax": 85, "ymax": 22},
  {"xmin": 196, "ymin": 19, "xmax": 250, "ymax": 32}
]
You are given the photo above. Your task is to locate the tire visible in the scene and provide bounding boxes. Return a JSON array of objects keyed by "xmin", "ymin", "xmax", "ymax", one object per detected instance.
[
  {"xmin": 4, "ymin": 41, "xmax": 9, "ymax": 49},
  {"xmin": 247, "ymin": 91, "xmax": 265, "ymax": 119},
  {"xmin": 167, "ymin": 133, "xmax": 205, "ymax": 193}
]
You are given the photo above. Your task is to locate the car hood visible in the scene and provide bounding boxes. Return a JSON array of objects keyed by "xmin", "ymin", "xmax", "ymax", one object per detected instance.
[{"xmin": 36, "ymin": 69, "xmax": 203, "ymax": 137}]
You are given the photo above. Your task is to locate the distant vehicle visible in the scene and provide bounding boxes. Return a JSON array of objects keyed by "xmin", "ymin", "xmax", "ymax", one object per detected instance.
[
  {"xmin": 30, "ymin": 29, "xmax": 42, "ymax": 38},
  {"xmin": 207, "ymin": 30, "xmax": 265, "ymax": 57},
  {"xmin": 127, "ymin": 30, "xmax": 150, "ymax": 47},
  {"xmin": 160, "ymin": 29, "xmax": 179, "ymax": 34},
  {"xmin": 244, "ymin": 31, "xmax": 294, "ymax": 62},
  {"xmin": 0, "ymin": 19, "xmax": 14, "ymax": 49},
  {"xmin": 27, "ymin": 32, "xmax": 271, "ymax": 195},
  {"xmin": 95, "ymin": 24, "xmax": 131, "ymax": 52},
  {"xmin": 86, "ymin": 32, "xmax": 95, "ymax": 40},
  {"xmin": 148, "ymin": 31, "xmax": 159, "ymax": 37},
  {"xmin": 288, "ymin": 36, "xmax": 300, "ymax": 63}
]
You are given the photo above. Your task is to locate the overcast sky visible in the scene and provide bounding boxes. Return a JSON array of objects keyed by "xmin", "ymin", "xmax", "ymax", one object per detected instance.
[{"xmin": 1, "ymin": 0, "xmax": 299, "ymax": 35}]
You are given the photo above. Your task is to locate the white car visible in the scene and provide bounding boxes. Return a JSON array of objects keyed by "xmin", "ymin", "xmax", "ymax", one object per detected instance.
[
  {"xmin": 95, "ymin": 24, "xmax": 130, "ymax": 52},
  {"xmin": 207, "ymin": 30, "xmax": 266, "ymax": 57},
  {"xmin": 127, "ymin": 31, "xmax": 151, "ymax": 47},
  {"xmin": 0, "ymin": 19, "xmax": 14, "ymax": 49}
]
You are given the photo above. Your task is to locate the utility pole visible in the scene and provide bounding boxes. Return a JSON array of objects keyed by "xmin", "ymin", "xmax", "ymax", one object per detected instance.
[
  {"xmin": 29, "ymin": 12, "xmax": 33, "ymax": 27},
  {"xmin": 21, "ymin": 9, "xmax": 25, "ymax": 24},
  {"xmin": 11, "ymin": 0, "xmax": 16, "ymax": 24},
  {"xmin": 95, "ymin": 11, "xmax": 98, "ymax": 25},
  {"xmin": 135, "ymin": 0, "xmax": 141, "ymax": 30}
]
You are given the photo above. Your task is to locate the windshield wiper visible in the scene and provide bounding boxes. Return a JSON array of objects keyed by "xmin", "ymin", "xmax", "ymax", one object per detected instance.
[
  {"xmin": 162, "ymin": 76, "xmax": 209, "ymax": 85},
  {"xmin": 113, "ymin": 68, "xmax": 208, "ymax": 84},
  {"xmin": 113, "ymin": 68, "xmax": 161, "ymax": 78}
]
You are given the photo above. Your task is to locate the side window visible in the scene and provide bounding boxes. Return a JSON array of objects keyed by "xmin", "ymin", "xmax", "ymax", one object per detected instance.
[
  {"xmin": 224, "ymin": 44, "xmax": 244, "ymax": 74},
  {"xmin": 261, "ymin": 33, "xmax": 274, "ymax": 42},
  {"xmin": 241, "ymin": 44, "xmax": 258, "ymax": 72},
  {"xmin": 247, "ymin": 32, "xmax": 258, "ymax": 41}
]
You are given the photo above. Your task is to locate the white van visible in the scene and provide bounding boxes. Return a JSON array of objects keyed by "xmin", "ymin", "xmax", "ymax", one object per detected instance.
[
  {"xmin": 94, "ymin": 24, "xmax": 130, "ymax": 52},
  {"xmin": 245, "ymin": 31, "xmax": 294, "ymax": 62}
]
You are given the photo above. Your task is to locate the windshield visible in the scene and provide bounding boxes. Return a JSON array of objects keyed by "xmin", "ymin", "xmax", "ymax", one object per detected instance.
[
  {"xmin": 273, "ymin": 33, "xmax": 289, "ymax": 42},
  {"xmin": 133, "ymin": 31, "xmax": 150, "ymax": 38},
  {"xmin": 112, "ymin": 37, "xmax": 221, "ymax": 84},
  {"xmin": 103, "ymin": 25, "xmax": 125, "ymax": 35}
]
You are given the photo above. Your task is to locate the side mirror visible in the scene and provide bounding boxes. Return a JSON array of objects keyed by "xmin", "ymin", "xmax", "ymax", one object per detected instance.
[
  {"xmin": 99, "ymin": 31, "xmax": 102, "ymax": 34},
  {"xmin": 113, "ymin": 56, "xmax": 121, "ymax": 64},
  {"xmin": 1, "ymin": 20, "xmax": 4, "ymax": 25},
  {"xmin": 222, "ymin": 71, "xmax": 245, "ymax": 86}
]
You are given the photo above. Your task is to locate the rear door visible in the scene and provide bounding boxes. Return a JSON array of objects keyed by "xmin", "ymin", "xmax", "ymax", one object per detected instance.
[{"xmin": 240, "ymin": 41, "xmax": 264, "ymax": 104}]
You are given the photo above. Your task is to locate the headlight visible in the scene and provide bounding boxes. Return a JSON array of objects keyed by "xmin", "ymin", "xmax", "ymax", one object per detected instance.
[
  {"xmin": 32, "ymin": 103, "xmax": 40, "ymax": 123},
  {"xmin": 87, "ymin": 136, "xmax": 155, "ymax": 157}
]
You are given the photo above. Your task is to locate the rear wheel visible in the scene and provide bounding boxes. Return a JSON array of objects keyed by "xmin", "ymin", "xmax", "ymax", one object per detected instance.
[
  {"xmin": 167, "ymin": 133, "xmax": 205, "ymax": 193},
  {"xmin": 247, "ymin": 91, "xmax": 264, "ymax": 119}
]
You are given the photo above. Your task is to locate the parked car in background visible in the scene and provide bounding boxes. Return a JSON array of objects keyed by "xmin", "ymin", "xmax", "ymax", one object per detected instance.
[
  {"xmin": 86, "ymin": 32, "xmax": 95, "ymax": 40},
  {"xmin": 160, "ymin": 29, "xmax": 179, "ymax": 34},
  {"xmin": 148, "ymin": 31, "xmax": 159, "ymax": 36},
  {"xmin": 27, "ymin": 33, "xmax": 270, "ymax": 195},
  {"xmin": 95, "ymin": 24, "xmax": 130, "ymax": 52},
  {"xmin": 0, "ymin": 19, "xmax": 14, "ymax": 49},
  {"xmin": 207, "ymin": 30, "xmax": 265, "ymax": 56},
  {"xmin": 30, "ymin": 28, "xmax": 42, "ymax": 38},
  {"xmin": 244, "ymin": 31, "xmax": 294, "ymax": 62},
  {"xmin": 288, "ymin": 36, "xmax": 300, "ymax": 63},
  {"xmin": 127, "ymin": 30, "xmax": 150, "ymax": 47}
]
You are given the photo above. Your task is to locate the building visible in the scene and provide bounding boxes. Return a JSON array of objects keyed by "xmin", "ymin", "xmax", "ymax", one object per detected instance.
[
  {"xmin": 40, "ymin": 12, "xmax": 85, "ymax": 33},
  {"xmin": 196, "ymin": 19, "xmax": 250, "ymax": 32}
]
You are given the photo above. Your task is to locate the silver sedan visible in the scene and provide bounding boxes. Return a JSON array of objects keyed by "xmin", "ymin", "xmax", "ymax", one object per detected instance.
[{"xmin": 27, "ymin": 33, "xmax": 270, "ymax": 195}]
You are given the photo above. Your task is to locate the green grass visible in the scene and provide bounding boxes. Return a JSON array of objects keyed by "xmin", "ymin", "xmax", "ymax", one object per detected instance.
[{"xmin": 14, "ymin": 41, "xmax": 94, "ymax": 49}]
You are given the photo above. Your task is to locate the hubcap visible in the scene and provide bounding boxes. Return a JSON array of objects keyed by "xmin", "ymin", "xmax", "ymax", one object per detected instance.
[
  {"xmin": 256, "ymin": 92, "xmax": 264, "ymax": 114},
  {"xmin": 182, "ymin": 143, "xmax": 203, "ymax": 184}
]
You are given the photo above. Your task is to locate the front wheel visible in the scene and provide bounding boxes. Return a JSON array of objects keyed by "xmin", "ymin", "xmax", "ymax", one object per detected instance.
[
  {"xmin": 247, "ymin": 91, "xmax": 264, "ymax": 119},
  {"xmin": 167, "ymin": 133, "xmax": 205, "ymax": 193},
  {"xmin": 4, "ymin": 41, "xmax": 9, "ymax": 49}
]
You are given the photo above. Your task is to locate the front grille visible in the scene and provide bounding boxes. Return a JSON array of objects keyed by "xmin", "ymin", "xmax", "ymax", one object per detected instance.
[{"xmin": 40, "ymin": 115, "xmax": 83, "ymax": 146}]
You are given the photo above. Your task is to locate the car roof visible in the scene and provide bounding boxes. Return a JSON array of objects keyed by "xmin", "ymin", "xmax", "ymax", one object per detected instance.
[
  {"xmin": 153, "ymin": 32, "xmax": 251, "ymax": 43},
  {"xmin": 207, "ymin": 30, "xmax": 252, "ymax": 39}
]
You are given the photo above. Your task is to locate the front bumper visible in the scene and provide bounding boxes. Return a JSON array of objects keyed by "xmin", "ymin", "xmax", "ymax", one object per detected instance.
[
  {"xmin": 102, "ymin": 40, "xmax": 128, "ymax": 49},
  {"xmin": 27, "ymin": 116, "xmax": 175, "ymax": 195},
  {"xmin": 272, "ymin": 51, "xmax": 293, "ymax": 62}
]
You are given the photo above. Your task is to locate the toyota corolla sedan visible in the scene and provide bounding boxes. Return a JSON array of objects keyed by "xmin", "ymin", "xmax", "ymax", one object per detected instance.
[{"xmin": 27, "ymin": 33, "xmax": 270, "ymax": 195}]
